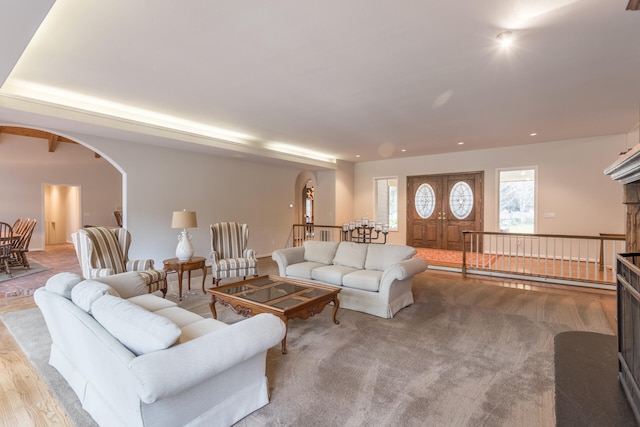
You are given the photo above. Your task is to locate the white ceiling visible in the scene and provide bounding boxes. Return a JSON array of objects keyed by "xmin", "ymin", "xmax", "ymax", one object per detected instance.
[{"xmin": 1, "ymin": 0, "xmax": 640, "ymax": 168}]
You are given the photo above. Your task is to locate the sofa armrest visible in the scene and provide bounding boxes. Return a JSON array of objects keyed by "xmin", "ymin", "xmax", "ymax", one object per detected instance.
[
  {"xmin": 94, "ymin": 271, "xmax": 149, "ymax": 299},
  {"xmin": 126, "ymin": 259, "xmax": 154, "ymax": 271},
  {"xmin": 271, "ymin": 247, "xmax": 305, "ymax": 276},
  {"xmin": 379, "ymin": 258, "xmax": 428, "ymax": 293},
  {"xmin": 128, "ymin": 313, "xmax": 286, "ymax": 403}
]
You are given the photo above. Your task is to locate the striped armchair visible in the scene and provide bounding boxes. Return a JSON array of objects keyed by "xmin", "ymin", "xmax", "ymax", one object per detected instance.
[
  {"xmin": 71, "ymin": 226, "xmax": 167, "ymax": 295},
  {"xmin": 210, "ymin": 222, "xmax": 258, "ymax": 286}
]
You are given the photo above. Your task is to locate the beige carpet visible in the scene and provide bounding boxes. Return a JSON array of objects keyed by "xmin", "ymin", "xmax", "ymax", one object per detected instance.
[{"xmin": 2, "ymin": 274, "xmax": 615, "ymax": 426}]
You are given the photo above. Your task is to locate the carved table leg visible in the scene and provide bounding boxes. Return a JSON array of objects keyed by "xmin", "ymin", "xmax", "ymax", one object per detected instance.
[
  {"xmin": 209, "ymin": 296, "xmax": 218, "ymax": 319},
  {"xmin": 201, "ymin": 264, "xmax": 207, "ymax": 294},
  {"xmin": 281, "ymin": 320, "xmax": 289, "ymax": 354},
  {"xmin": 332, "ymin": 297, "xmax": 340, "ymax": 324}
]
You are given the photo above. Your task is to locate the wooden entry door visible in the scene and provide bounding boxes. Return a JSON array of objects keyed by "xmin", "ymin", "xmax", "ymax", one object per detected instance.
[{"xmin": 407, "ymin": 172, "xmax": 483, "ymax": 250}]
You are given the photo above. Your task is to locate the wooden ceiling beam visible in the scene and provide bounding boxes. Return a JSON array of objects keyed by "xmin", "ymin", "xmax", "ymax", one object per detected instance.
[
  {"xmin": 1, "ymin": 126, "xmax": 103, "ymax": 158},
  {"xmin": 48, "ymin": 134, "xmax": 59, "ymax": 152},
  {"xmin": 0, "ymin": 126, "xmax": 75, "ymax": 143}
]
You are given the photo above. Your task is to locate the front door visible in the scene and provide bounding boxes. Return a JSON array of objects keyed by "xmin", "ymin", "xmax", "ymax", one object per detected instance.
[{"xmin": 407, "ymin": 172, "xmax": 483, "ymax": 250}]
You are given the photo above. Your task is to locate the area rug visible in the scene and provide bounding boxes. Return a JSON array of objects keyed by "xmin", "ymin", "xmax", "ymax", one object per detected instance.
[
  {"xmin": 554, "ymin": 331, "xmax": 636, "ymax": 426},
  {"xmin": 0, "ymin": 261, "xmax": 49, "ymax": 284},
  {"xmin": 2, "ymin": 275, "xmax": 616, "ymax": 426},
  {"xmin": 415, "ymin": 247, "xmax": 498, "ymax": 268}
]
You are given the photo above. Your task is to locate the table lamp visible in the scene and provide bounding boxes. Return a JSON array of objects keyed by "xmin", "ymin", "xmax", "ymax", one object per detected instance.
[{"xmin": 171, "ymin": 210, "xmax": 197, "ymax": 261}]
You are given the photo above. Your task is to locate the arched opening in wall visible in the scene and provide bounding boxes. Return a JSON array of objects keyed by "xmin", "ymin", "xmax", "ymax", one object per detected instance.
[
  {"xmin": 303, "ymin": 181, "xmax": 314, "ymax": 224},
  {"xmin": 0, "ymin": 126, "xmax": 124, "ymax": 250},
  {"xmin": 294, "ymin": 171, "xmax": 317, "ymax": 246}
]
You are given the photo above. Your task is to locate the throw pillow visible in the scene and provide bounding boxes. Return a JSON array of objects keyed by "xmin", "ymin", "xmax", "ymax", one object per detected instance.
[
  {"xmin": 303, "ymin": 241, "xmax": 339, "ymax": 265},
  {"xmin": 71, "ymin": 280, "xmax": 121, "ymax": 313},
  {"xmin": 365, "ymin": 244, "xmax": 417, "ymax": 271},
  {"xmin": 45, "ymin": 272, "xmax": 84, "ymax": 299},
  {"xmin": 333, "ymin": 242, "xmax": 368, "ymax": 269},
  {"xmin": 91, "ymin": 295, "xmax": 181, "ymax": 356}
]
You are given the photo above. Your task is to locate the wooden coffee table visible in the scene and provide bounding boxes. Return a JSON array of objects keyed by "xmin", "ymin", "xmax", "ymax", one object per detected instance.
[{"xmin": 207, "ymin": 275, "xmax": 340, "ymax": 354}]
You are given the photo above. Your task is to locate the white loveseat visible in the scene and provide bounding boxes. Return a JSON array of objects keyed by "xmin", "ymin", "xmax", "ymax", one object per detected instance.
[
  {"xmin": 34, "ymin": 271, "xmax": 286, "ymax": 427},
  {"xmin": 272, "ymin": 241, "xmax": 427, "ymax": 319}
]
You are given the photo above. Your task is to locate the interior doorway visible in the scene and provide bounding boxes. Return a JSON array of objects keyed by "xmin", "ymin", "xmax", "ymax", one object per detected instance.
[
  {"xmin": 407, "ymin": 171, "xmax": 483, "ymax": 250},
  {"xmin": 44, "ymin": 184, "xmax": 81, "ymax": 245}
]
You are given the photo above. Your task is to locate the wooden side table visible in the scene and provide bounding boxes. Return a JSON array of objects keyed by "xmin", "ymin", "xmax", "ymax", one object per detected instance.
[{"xmin": 163, "ymin": 256, "xmax": 207, "ymax": 301}]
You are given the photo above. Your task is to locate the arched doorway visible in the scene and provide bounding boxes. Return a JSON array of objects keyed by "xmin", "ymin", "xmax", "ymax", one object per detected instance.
[
  {"xmin": 293, "ymin": 171, "xmax": 317, "ymax": 246},
  {"xmin": 0, "ymin": 126, "xmax": 124, "ymax": 248}
]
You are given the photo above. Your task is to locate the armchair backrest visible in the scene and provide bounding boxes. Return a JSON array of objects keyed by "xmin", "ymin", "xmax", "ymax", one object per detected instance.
[
  {"xmin": 72, "ymin": 227, "xmax": 132, "ymax": 278},
  {"xmin": 210, "ymin": 222, "xmax": 249, "ymax": 259}
]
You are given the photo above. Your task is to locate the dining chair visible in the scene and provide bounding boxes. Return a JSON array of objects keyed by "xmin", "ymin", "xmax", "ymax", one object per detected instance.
[
  {"xmin": 209, "ymin": 222, "xmax": 258, "ymax": 286},
  {"xmin": 12, "ymin": 218, "xmax": 24, "ymax": 235},
  {"xmin": 0, "ymin": 222, "xmax": 14, "ymax": 276},
  {"xmin": 10, "ymin": 218, "xmax": 37, "ymax": 268}
]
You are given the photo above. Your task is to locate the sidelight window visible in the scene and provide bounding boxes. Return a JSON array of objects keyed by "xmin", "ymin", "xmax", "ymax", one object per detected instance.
[
  {"xmin": 498, "ymin": 168, "xmax": 536, "ymax": 233},
  {"xmin": 374, "ymin": 177, "xmax": 398, "ymax": 231}
]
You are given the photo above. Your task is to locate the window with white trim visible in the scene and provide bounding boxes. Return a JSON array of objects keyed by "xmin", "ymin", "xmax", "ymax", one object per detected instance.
[
  {"xmin": 375, "ymin": 177, "xmax": 398, "ymax": 231},
  {"xmin": 498, "ymin": 168, "xmax": 536, "ymax": 233}
]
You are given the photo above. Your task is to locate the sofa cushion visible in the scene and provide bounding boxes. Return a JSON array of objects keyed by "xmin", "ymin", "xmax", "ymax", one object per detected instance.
[
  {"xmin": 71, "ymin": 280, "xmax": 121, "ymax": 313},
  {"xmin": 286, "ymin": 261, "xmax": 326, "ymax": 280},
  {"xmin": 91, "ymin": 295, "xmax": 181, "ymax": 356},
  {"xmin": 333, "ymin": 242, "xmax": 368, "ymax": 269},
  {"xmin": 127, "ymin": 294, "xmax": 177, "ymax": 311},
  {"xmin": 153, "ymin": 306, "xmax": 205, "ymax": 328},
  {"xmin": 93, "ymin": 271, "xmax": 148, "ymax": 299},
  {"xmin": 177, "ymin": 318, "xmax": 228, "ymax": 344},
  {"xmin": 45, "ymin": 272, "xmax": 83, "ymax": 299},
  {"xmin": 343, "ymin": 270, "xmax": 383, "ymax": 292},
  {"xmin": 311, "ymin": 265, "xmax": 356, "ymax": 286},
  {"xmin": 303, "ymin": 241, "xmax": 339, "ymax": 265},
  {"xmin": 365, "ymin": 244, "xmax": 417, "ymax": 271}
]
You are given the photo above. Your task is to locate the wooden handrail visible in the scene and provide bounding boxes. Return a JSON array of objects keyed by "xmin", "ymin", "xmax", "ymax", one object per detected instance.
[{"xmin": 460, "ymin": 230, "xmax": 626, "ymax": 288}]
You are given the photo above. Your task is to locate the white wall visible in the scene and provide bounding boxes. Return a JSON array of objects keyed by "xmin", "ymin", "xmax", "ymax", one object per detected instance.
[
  {"xmin": 354, "ymin": 135, "xmax": 627, "ymax": 245},
  {"xmin": 0, "ymin": 133, "xmax": 122, "ymax": 250},
  {"xmin": 2, "ymin": 125, "xmax": 629, "ymax": 268},
  {"xmin": 65, "ymin": 131, "xmax": 307, "ymax": 265}
]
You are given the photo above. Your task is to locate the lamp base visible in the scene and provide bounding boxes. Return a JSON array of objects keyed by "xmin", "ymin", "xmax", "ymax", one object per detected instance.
[{"xmin": 175, "ymin": 230, "xmax": 194, "ymax": 261}]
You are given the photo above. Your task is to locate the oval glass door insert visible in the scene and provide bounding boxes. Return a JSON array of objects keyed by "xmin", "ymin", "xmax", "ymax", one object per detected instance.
[
  {"xmin": 415, "ymin": 183, "xmax": 436, "ymax": 219},
  {"xmin": 449, "ymin": 181, "xmax": 473, "ymax": 219}
]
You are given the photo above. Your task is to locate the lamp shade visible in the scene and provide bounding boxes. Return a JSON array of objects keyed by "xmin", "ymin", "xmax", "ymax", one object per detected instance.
[{"xmin": 171, "ymin": 210, "xmax": 197, "ymax": 229}]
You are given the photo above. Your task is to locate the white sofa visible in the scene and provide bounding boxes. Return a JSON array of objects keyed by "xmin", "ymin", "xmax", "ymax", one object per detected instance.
[
  {"xmin": 272, "ymin": 241, "xmax": 427, "ymax": 319},
  {"xmin": 34, "ymin": 271, "xmax": 286, "ymax": 427}
]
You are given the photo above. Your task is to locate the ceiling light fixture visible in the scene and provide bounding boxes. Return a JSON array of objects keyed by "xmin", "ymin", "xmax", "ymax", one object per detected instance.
[
  {"xmin": 458, "ymin": 141, "xmax": 465, "ymax": 145},
  {"xmin": 530, "ymin": 132, "xmax": 538, "ymax": 136},
  {"xmin": 496, "ymin": 30, "xmax": 514, "ymax": 48}
]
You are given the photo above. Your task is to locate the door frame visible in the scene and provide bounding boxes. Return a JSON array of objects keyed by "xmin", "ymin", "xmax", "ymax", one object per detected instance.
[{"xmin": 406, "ymin": 171, "xmax": 484, "ymax": 250}]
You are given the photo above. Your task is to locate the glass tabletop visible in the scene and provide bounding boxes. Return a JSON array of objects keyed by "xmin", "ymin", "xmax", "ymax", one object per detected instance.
[{"xmin": 219, "ymin": 278, "xmax": 330, "ymax": 306}]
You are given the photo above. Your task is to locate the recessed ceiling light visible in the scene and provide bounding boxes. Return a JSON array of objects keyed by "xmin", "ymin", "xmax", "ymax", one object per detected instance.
[
  {"xmin": 496, "ymin": 31, "xmax": 514, "ymax": 48},
  {"xmin": 530, "ymin": 132, "xmax": 538, "ymax": 136},
  {"xmin": 458, "ymin": 141, "xmax": 465, "ymax": 145},
  {"xmin": 401, "ymin": 149, "xmax": 407, "ymax": 152},
  {"xmin": 356, "ymin": 154, "xmax": 361, "ymax": 158}
]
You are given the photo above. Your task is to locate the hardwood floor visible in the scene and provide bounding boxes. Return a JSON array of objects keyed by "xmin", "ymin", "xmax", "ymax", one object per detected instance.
[{"xmin": 0, "ymin": 245, "xmax": 618, "ymax": 426}]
